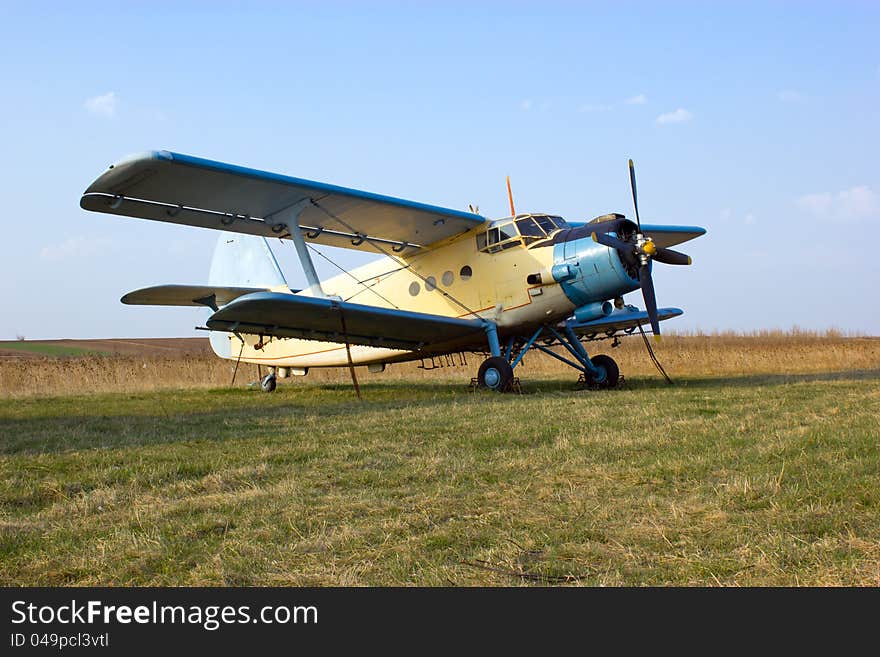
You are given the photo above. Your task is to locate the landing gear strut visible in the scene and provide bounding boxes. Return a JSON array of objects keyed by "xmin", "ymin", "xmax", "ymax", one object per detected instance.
[{"xmin": 474, "ymin": 320, "xmax": 622, "ymax": 392}]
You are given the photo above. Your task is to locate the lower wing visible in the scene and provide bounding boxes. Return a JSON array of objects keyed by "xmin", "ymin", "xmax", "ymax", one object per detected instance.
[
  {"xmin": 206, "ymin": 292, "xmax": 487, "ymax": 352},
  {"xmin": 569, "ymin": 306, "xmax": 683, "ymax": 339}
]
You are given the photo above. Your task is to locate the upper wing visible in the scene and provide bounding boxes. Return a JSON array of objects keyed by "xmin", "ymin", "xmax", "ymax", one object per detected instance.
[
  {"xmin": 206, "ymin": 291, "xmax": 486, "ymax": 352},
  {"xmin": 639, "ymin": 225, "xmax": 706, "ymax": 249},
  {"xmin": 569, "ymin": 306, "xmax": 683, "ymax": 339},
  {"xmin": 81, "ymin": 151, "xmax": 486, "ymax": 255}
]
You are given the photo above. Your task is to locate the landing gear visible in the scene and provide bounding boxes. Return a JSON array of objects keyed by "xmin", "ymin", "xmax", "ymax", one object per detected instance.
[
  {"xmin": 588, "ymin": 354, "xmax": 619, "ymax": 388},
  {"xmin": 477, "ymin": 356, "xmax": 514, "ymax": 392},
  {"xmin": 260, "ymin": 370, "xmax": 277, "ymax": 393},
  {"xmin": 474, "ymin": 320, "xmax": 623, "ymax": 392}
]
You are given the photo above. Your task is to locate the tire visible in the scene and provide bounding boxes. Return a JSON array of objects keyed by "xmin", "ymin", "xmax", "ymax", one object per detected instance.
[
  {"xmin": 589, "ymin": 354, "xmax": 619, "ymax": 388},
  {"xmin": 260, "ymin": 373, "xmax": 277, "ymax": 393},
  {"xmin": 477, "ymin": 356, "xmax": 514, "ymax": 392}
]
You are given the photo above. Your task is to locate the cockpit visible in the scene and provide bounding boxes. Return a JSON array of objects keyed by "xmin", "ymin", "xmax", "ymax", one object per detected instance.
[{"xmin": 476, "ymin": 214, "xmax": 568, "ymax": 253}]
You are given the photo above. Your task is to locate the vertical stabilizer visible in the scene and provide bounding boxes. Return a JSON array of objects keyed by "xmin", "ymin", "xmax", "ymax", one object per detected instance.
[
  {"xmin": 209, "ymin": 233, "xmax": 287, "ymax": 289},
  {"xmin": 208, "ymin": 233, "xmax": 287, "ymax": 358}
]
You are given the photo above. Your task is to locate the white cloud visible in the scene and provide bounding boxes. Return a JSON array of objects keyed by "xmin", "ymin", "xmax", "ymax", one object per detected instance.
[
  {"xmin": 625, "ymin": 94, "xmax": 647, "ymax": 105},
  {"xmin": 578, "ymin": 103, "xmax": 613, "ymax": 112},
  {"xmin": 796, "ymin": 185, "xmax": 878, "ymax": 221},
  {"xmin": 744, "ymin": 213, "xmax": 757, "ymax": 225},
  {"xmin": 40, "ymin": 236, "xmax": 114, "ymax": 261},
  {"xmin": 519, "ymin": 99, "xmax": 532, "ymax": 111},
  {"xmin": 656, "ymin": 108, "xmax": 693, "ymax": 124},
  {"xmin": 777, "ymin": 89, "xmax": 804, "ymax": 103},
  {"xmin": 84, "ymin": 91, "xmax": 118, "ymax": 118}
]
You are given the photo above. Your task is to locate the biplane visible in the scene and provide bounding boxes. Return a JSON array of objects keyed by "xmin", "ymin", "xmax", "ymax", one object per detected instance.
[{"xmin": 81, "ymin": 151, "xmax": 705, "ymax": 392}]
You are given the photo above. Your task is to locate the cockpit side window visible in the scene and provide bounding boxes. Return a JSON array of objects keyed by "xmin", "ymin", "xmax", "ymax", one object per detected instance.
[
  {"xmin": 477, "ymin": 221, "xmax": 520, "ymax": 253},
  {"xmin": 495, "ymin": 223, "xmax": 517, "ymax": 242},
  {"xmin": 477, "ymin": 215, "xmax": 570, "ymax": 253},
  {"xmin": 515, "ymin": 217, "xmax": 545, "ymax": 245},
  {"xmin": 533, "ymin": 215, "xmax": 556, "ymax": 233}
]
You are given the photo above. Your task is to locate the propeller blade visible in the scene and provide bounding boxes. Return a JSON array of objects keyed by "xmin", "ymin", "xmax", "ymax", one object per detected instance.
[
  {"xmin": 638, "ymin": 264, "xmax": 660, "ymax": 337},
  {"xmin": 592, "ymin": 231, "xmax": 639, "ymax": 268},
  {"xmin": 652, "ymin": 247, "xmax": 692, "ymax": 266},
  {"xmin": 588, "ymin": 221, "xmax": 621, "ymax": 234},
  {"xmin": 591, "ymin": 231, "xmax": 630, "ymax": 252},
  {"xmin": 628, "ymin": 159, "xmax": 641, "ymax": 232}
]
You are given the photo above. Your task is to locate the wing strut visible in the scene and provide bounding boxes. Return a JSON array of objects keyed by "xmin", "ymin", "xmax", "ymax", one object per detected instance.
[{"xmin": 267, "ymin": 200, "xmax": 326, "ymax": 298}]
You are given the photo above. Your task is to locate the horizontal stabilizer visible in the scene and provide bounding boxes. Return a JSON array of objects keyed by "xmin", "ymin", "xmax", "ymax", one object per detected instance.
[
  {"xmin": 121, "ymin": 285, "xmax": 275, "ymax": 310},
  {"xmin": 569, "ymin": 306, "xmax": 682, "ymax": 336},
  {"xmin": 206, "ymin": 292, "xmax": 486, "ymax": 351}
]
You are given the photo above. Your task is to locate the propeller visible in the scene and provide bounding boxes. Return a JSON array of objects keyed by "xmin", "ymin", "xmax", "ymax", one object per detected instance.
[
  {"xmin": 590, "ymin": 159, "xmax": 693, "ymax": 338},
  {"xmin": 629, "ymin": 158, "xmax": 642, "ymax": 231}
]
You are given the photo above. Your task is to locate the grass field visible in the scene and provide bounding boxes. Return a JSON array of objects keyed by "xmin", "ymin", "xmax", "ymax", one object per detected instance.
[{"xmin": 1, "ymin": 336, "xmax": 878, "ymax": 586}]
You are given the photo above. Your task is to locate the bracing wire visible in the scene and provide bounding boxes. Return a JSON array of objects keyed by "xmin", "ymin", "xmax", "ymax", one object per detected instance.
[
  {"xmin": 309, "ymin": 200, "xmax": 486, "ymax": 321},
  {"xmin": 304, "ymin": 242, "xmax": 401, "ymax": 309}
]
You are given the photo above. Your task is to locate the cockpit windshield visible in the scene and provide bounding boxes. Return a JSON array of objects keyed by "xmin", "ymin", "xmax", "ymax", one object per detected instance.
[{"xmin": 476, "ymin": 214, "xmax": 568, "ymax": 252}]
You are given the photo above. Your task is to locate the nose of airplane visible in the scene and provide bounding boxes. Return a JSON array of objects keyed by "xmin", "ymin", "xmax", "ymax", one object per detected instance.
[{"xmin": 551, "ymin": 231, "xmax": 641, "ymax": 308}]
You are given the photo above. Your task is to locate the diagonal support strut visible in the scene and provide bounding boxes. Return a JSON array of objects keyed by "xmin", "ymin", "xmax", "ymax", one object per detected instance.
[{"xmin": 267, "ymin": 199, "xmax": 325, "ymax": 298}]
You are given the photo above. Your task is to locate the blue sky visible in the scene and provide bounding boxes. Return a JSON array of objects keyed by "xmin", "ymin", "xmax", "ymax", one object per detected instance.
[{"xmin": 1, "ymin": 1, "xmax": 878, "ymax": 339}]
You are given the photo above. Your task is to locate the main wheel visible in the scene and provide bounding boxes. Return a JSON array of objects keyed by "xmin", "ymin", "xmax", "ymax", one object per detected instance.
[
  {"xmin": 477, "ymin": 356, "xmax": 514, "ymax": 392},
  {"xmin": 589, "ymin": 354, "xmax": 619, "ymax": 388},
  {"xmin": 260, "ymin": 373, "xmax": 277, "ymax": 393}
]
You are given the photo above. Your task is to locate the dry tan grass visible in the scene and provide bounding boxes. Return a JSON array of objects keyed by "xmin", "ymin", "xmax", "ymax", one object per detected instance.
[{"xmin": 0, "ymin": 334, "xmax": 877, "ymax": 398}]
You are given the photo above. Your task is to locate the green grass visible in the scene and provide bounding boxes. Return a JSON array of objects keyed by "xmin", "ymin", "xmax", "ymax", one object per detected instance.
[
  {"xmin": 1, "ymin": 371, "xmax": 878, "ymax": 586},
  {"xmin": 0, "ymin": 342, "xmax": 107, "ymax": 357}
]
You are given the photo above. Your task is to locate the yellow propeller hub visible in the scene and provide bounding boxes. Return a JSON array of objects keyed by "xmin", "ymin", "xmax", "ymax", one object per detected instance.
[{"xmin": 642, "ymin": 239, "xmax": 657, "ymax": 256}]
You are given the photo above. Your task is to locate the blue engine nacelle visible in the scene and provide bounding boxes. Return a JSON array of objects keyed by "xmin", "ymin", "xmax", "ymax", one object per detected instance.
[{"xmin": 551, "ymin": 233, "xmax": 641, "ymax": 308}]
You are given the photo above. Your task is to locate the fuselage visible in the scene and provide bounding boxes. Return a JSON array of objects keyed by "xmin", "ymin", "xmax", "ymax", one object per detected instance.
[{"xmin": 218, "ymin": 214, "xmax": 642, "ymax": 369}]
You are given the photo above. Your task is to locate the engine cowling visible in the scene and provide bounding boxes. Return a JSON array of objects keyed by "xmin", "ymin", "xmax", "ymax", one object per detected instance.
[{"xmin": 551, "ymin": 226, "xmax": 641, "ymax": 308}]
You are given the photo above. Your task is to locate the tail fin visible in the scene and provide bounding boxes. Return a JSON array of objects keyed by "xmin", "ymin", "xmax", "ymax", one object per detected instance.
[
  {"xmin": 208, "ymin": 233, "xmax": 287, "ymax": 358},
  {"xmin": 209, "ymin": 233, "xmax": 287, "ymax": 289}
]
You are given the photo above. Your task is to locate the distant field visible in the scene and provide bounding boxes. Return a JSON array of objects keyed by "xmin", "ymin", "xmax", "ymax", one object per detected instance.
[
  {"xmin": 0, "ymin": 334, "xmax": 878, "ymax": 586},
  {"xmin": 0, "ymin": 338, "xmax": 208, "ymax": 361},
  {"xmin": 0, "ymin": 341, "xmax": 108, "ymax": 358}
]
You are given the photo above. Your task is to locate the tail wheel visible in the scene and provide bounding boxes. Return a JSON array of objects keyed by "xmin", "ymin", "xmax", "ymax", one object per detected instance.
[
  {"xmin": 589, "ymin": 354, "xmax": 620, "ymax": 388},
  {"xmin": 260, "ymin": 373, "xmax": 277, "ymax": 393},
  {"xmin": 477, "ymin": 356, "xmax": 514, "ymax": 392}
]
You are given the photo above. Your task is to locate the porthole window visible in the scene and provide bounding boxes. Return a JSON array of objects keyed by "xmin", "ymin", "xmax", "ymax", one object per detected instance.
[
  {"xmin": 441, "ymin": 270, "xmax": 454, "ymax": 286},
  {"xmin": 460, "ymin": 265, "xmax": 473, "ymax": 280},
  {"xmin": 408, "ymin": 281, "xmax": 420, "ymax": 296},
  {"xmin": 425, "ymin": 276, "xmax": 437, "ymax": 291}
]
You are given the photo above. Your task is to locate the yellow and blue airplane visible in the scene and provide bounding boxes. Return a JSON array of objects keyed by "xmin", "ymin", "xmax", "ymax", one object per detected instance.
[{"xmin": 81, "ymin": 151, "xmax": 705, "ymax": 392}]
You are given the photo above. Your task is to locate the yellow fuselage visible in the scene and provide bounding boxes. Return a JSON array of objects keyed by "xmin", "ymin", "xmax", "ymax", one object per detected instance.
[{"xmin": 228, "ymin": 228, "xmax": 576, "ymax": 368}]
